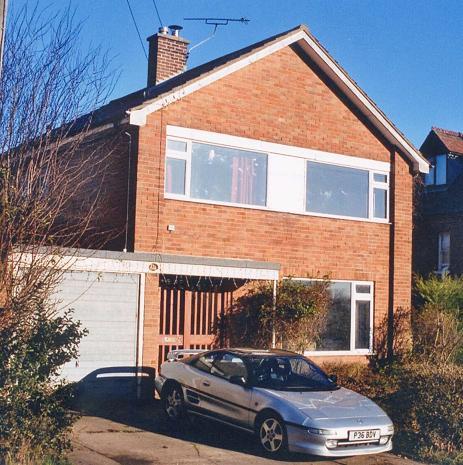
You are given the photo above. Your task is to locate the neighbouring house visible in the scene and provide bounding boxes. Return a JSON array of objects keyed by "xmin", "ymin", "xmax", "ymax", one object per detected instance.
[
  {"xmin": 50, "ymin": 24, "xmax": 429, "ymax": 388},
  {"xmin": 414, "ymin": 127, "xmax": 463, "ymax": 276}
]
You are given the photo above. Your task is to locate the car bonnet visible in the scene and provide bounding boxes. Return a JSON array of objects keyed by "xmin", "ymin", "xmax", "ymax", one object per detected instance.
[{"xmin": 261, "ymin": 387, "xmax": 387, "ymax": 420}]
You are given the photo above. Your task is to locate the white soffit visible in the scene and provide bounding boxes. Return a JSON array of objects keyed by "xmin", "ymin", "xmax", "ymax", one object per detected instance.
[
  {"xmin": 128, "ymin": 27, "xmax": 428, "ymax": 174},
  {"xmin": 157, "ymin": 262, "xmax": 279, "ymax": 280}
]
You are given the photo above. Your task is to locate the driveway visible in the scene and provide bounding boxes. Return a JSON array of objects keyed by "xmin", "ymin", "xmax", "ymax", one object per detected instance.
[{"xmin": 70, "ymin": 399, "xmax": 424, "ymax": 465}]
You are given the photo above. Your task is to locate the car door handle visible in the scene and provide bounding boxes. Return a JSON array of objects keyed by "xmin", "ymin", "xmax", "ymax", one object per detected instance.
[{"xmin": 202, "ymin": 380, "xmax": 210, "ymax": 387}]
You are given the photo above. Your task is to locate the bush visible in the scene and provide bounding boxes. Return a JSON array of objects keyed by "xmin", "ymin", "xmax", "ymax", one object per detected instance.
[
  {"xmin": 414, "ymin": 274, "xmax": 463, "ymax": 363},
  {"xmin": 216, "ymin": 279, "xmax": 329, "ymax": 352},
  {"xmin": 0, "ymin": 303, "xmax": 86, "ymax": 461},
  {"xmin": 327, "ymin": 361, "xmax": 463, "ymax": 464}
]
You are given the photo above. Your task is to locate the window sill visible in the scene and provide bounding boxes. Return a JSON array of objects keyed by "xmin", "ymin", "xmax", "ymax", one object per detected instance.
[
  {"xmin": 164, "ymin": 194, "xmax": 391, "ymax": 225},
  {"xmin": 304, "ymin": 350, "xmax": 373, "ymax": 357}
]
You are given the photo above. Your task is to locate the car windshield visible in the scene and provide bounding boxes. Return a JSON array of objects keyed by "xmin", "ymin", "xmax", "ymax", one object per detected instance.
[{"xmin": 247, "ymin": 356, "xmax": 338, "ymax": 391}]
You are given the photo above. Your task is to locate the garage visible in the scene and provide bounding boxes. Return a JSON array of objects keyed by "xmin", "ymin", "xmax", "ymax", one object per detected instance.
[{"xmin": 53, "ymin": 270, "xmax": 141, "ymax": 383}]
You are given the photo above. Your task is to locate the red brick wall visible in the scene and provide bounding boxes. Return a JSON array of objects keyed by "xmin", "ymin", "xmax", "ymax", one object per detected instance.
[
  {"xmin": 147, "ymin": 33, "xmax": 189, "ymax": 86},
  {"xmin": 134, "ymin": 46, "xmax": 414, "ymax": 368}
]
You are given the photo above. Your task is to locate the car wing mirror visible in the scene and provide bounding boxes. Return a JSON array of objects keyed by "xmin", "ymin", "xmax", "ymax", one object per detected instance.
[
  {"xmin": 229, "ymin": 375, "xmax": 247, "ymax": 387},
  {"xmin": 328, "ymin": 374, "xmax": 338, "ymax": 384}
]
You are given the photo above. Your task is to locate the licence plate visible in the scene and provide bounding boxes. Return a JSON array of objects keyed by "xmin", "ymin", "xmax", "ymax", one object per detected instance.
[{"xmin": 348, "ymin": 429, "xmax": 380, "ymax": 442}]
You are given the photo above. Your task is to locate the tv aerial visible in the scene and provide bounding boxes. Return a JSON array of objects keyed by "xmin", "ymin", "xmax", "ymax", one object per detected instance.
[{"xmin": 184, "ymin": 17, "xmax": 250, "ymax": 53}]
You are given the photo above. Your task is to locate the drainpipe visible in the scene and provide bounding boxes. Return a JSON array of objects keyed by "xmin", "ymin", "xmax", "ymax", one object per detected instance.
[
  {"xmin": 123, "ymin": 131, "xmax": 132, "ymax": 253},
  {"xmin": 272, "ymin": 280, "xmax": 277, "ymax": 348}
]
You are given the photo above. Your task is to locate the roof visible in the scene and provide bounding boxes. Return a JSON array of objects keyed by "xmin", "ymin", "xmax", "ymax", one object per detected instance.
[
  {"xmin": 90, "ymin": 25, "xmax": 429, "ymax": 173},
  {"xmin": 432, "ymin": 127, "xmax": 463, "ymax": 156}
]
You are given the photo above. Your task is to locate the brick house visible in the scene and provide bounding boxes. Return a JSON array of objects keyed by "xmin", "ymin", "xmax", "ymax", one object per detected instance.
[
  {"xmin": 54, "ymin": 24, "xmax": 429, "ymax": 381},
  {"xmin": 414, "ymin": 127, "xmax": 463, "ymax": 275}
]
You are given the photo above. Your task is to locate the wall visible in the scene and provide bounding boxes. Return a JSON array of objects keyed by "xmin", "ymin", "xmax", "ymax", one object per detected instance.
[{"xmin": 133, "ymin": 46, "xmax": 414, "ymax": 368}]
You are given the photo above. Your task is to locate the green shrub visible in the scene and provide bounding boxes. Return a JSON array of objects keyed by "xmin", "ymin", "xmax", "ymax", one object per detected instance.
[
  {"xmin": 414, "ymin": 274, "xmax": 463, "ymax": 363},
  {"xmin": 0, "ymin": 302, "xmax": 86, "ymax": 461},
  {"xmin": 326, "ymin": 361, "xmax": 463, "ymax": 464},
  {"xmin": 216, "ymin": 278, "xmax": 329, "ymax": 352}
]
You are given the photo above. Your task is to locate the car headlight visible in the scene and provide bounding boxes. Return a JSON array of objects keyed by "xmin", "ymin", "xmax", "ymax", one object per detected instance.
[
  {"xmin": 308, "ymin": 428, "xmax": 336, "ymax": 436},
  {"xmin": 386, "ymin": 424, "xmax": 394, "ymax": 434}
]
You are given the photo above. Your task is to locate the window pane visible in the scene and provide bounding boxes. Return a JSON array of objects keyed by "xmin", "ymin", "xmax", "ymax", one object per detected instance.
[
  {"xmin": 306, "ymin": 162, "xmax": 369, "ymax": 218},
  {"xmin": 374, "ymin": 173, "xmax": 387, "ymax": 183},
  {"xmin": 424, "ymin": 159, "xmax": 435, "ymax": 185},
  {"xmin": 439, "ymin": 232, "xmax": 450, "ymax": 270},
  {"xmin": 317, "ymin": 282, "xmax": 351, "ymax": 351},
  {"xmin": 435, "ymin": 154, "xmax": 447, "ymax": 185},
  {"xmin": 374, "ymin": 188, "xmax": 387, "ymax": 219},
  {"xmin": 212, "ymin": 353, "xmax": 247, "ymax": 380},
  {"xmin": 355, "ymin": 301, "xmax": 371, "ymax": 349},
  {"xmin": 356, "ymin": 284, "xmax": 371, "ymax": 294},
  {"xmin": 167, "ymin": 139, "xmax": 187, "ymax": 152},
  {"xmin": 190, "ymin": 143, "xmax": 267, "ymax": 206},
  {"xmin": 165, "ymin": 158, "xmax": 186, "ymax": 195}
]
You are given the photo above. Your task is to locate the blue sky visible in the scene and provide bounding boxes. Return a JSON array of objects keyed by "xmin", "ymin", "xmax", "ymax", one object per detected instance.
[{"xmin": 8, "ymin": 0, "xmax": 463, "ymax": 147}]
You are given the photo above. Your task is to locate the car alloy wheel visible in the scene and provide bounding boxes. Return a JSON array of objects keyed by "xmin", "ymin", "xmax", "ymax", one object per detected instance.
[
  {"xmin": 259, "ymin": 416, "xmax": 285, "ymax": 454},
  {"xmin": 163, "ymin": 385, "xmax": 184, "ymax": 420}
]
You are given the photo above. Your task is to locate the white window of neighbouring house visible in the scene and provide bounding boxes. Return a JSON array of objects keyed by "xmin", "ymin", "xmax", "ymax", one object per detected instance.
[
  {"xmin": 425, "ymin": 154, "xmax": 447, "ymax": 186},
  {"xmin": 165, "ymin": 126, "xmax": 390, "ymax": 222},
  {"xmin": 296, "ymin": 279, "xmax": 373, "ymax": 354},
  {"xmin": 438, "ymin": 232, "xmax": 450, "ymax": 272}
]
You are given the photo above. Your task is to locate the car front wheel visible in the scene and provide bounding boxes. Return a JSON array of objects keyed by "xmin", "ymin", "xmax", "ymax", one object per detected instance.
[
  {"xmin": 257, "ymin": 413, "xmax": 287, "ymax": 455},
  {"xmin": 162, "ymin": 383, "xmax": 185, "ymax": 421}
]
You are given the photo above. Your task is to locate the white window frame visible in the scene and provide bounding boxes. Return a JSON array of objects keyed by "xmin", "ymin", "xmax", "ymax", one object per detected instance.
[
  {"xmin": 304, "ymin": 162, "xmax": 389, "ymax": 222},
  {"xmin": 437, "ymin": 231, "xmax": 450, "ymax": 273},
  {"xmin": 289, "ymin": 277, "xmax": 374, "ymax": 356},
  {"xmin": 165, "ymin": 126, "xmax": 390, "ymax": 224}
]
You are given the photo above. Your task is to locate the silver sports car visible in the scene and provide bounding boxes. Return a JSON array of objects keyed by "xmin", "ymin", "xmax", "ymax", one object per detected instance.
[{"xmin": 155, "ymin": 348, "xmax": 394, "ymax": 457}]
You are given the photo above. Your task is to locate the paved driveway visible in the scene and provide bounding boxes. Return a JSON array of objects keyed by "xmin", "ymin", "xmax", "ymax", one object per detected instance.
[{"xmin": 70, "ymin": 399, "xmax": 423, "ymax": 465}]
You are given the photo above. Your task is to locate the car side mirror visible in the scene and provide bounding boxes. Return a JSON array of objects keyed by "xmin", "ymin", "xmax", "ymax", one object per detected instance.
[
  {"xmin": 229, "ymin": 375, "xmax": 247, "ymax": 387},
  {"xmin": 329, "ymin": 374, "xmax": 338, "ymax": 383}
]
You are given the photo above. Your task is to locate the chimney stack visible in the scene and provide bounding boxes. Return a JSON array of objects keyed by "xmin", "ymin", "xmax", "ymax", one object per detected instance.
[{"xmin": 147, "ymin": 25, "xmax": 189, "ymax": 87}]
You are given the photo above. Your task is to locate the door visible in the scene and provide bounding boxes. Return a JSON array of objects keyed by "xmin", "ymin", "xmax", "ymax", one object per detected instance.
[
  {"xmin": 190, "ymin": 351, "xmax": 252, "ymax": 428},
  {"xmin": 156, "ymin": 280, "xmax": 234, "ymax": 369},
  {"xmin": 52, "ymin": 271, "xmax": 140, "ymax": 382}
]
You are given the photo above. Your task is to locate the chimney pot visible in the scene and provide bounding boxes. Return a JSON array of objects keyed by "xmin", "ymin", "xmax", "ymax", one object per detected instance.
[
  {"xmin": 158, "ymin": 26, "xmax": 169, "ymax": 34},
  {"xmin": 168, "ymin": 24, "xmax": 183, "ymax": 37}
]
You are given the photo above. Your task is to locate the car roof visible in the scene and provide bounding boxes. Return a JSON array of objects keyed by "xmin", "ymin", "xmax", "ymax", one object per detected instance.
[{"xmin": 213, "ymin": 348, "xmax": 300, "ymax": 358}]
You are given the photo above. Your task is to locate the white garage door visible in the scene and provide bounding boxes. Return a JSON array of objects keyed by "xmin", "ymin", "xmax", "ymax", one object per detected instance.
[{"xmin": 53, "ymin": 271, "xmax": 140, "ymax": 382}]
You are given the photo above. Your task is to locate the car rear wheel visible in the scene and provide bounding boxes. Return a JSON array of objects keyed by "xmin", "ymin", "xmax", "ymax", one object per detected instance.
[
  {"xmin": 257, "ymin": 413, "xmax": 287, "ymax": 455},
  {"xmin": 162, "ymin": 383, "xmax": 185, "ymax": 421}
]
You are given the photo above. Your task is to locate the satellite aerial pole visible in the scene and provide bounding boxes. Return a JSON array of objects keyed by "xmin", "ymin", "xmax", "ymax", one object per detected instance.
[{"xmin": 0, "ymin": 0, "xmax": 8, "ymax": 76}]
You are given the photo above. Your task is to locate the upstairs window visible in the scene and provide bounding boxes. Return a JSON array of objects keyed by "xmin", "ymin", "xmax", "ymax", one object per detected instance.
[
  {"xmin": 165, "ymin": 128, "xmax": 390, "ymax": 223},
  {"xmin": 425, "ymin": 154, "xmax": 447, "ymax": 186},
  {"xmin": 306, "ymin": 162, "xmax": 389, "ymax": 220},
  {"xmin": 438, "ymin": 232, "xmax": 450, "ymax": 273},
  {"xmin": 165, "ymin": 138, "xmax": 268, "ymax": 207}
]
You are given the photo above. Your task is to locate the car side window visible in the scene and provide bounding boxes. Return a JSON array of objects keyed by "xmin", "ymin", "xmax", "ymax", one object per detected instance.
[
  {"xmin": 211, "ymin": 353, "xmax": 247, "ymax": 381},
  {"xmin": 191, "ymin": 353, "xmax": 215, "ymax": 374}
]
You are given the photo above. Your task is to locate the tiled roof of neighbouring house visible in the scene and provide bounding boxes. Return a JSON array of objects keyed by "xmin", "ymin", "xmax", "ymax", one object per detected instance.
[{"xmin": 432, "ymin": 127, "xmax": 463, "ymax": 156}]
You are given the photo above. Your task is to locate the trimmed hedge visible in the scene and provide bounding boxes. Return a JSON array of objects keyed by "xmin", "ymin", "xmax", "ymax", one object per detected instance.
[{"xmin": 327, "ymin": 362, "xmax": 463, "ymax": 464}]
